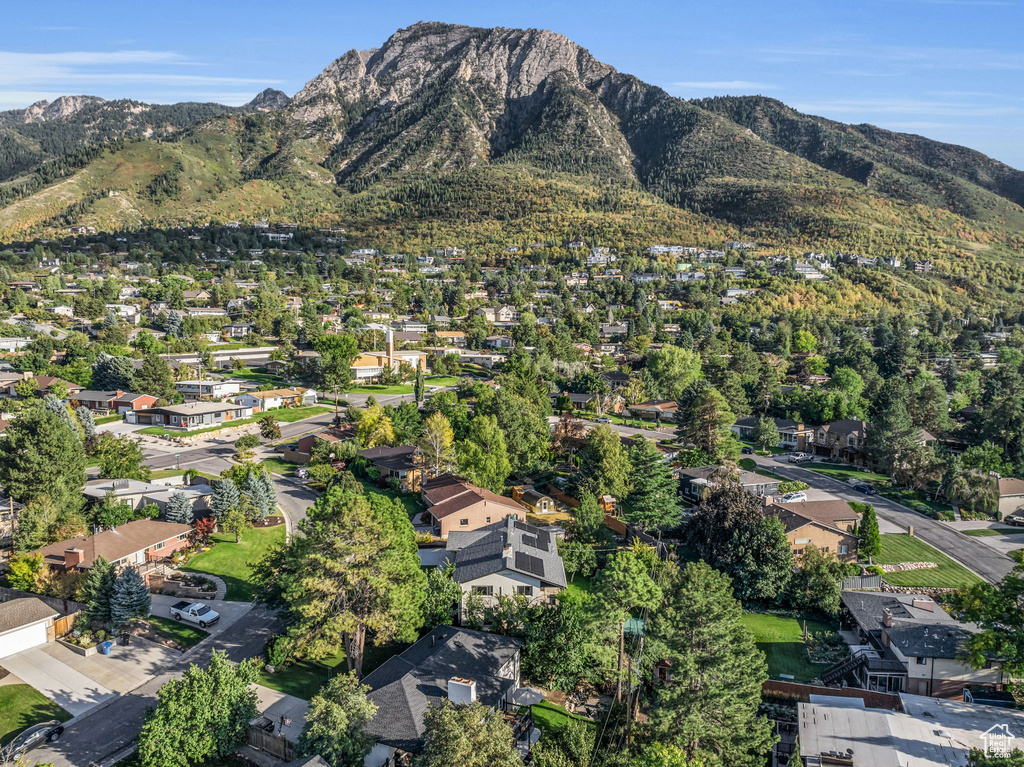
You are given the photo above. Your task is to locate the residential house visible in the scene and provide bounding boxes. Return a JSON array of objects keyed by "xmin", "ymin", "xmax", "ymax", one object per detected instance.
[
  {"xmin": 350, "ymin": 331, "xmax": 429, "ymax": 382},
  {"xmin": 433, "ymin": 330, "xmax": 467, "ymax": 347},
  {"xmin": 476, "ymin": 306, "xmax": 518, "ymax": 323},
  {"xmin": 420, "ymin": 474, "xmax": 527, "ymax": 538},
  {"xmin": 83, "ymin": 478, "xmax": 214, "ymax": 515},
  {"xmin": 731, "ymin": 416, "xmax": 815, "ymax": 451},
  {"xmin": 0, "ymin": 337, "xmax": 32, "ymax": 353},
  {"xmin": 446, "ymin": 517, "xmax": 567, "ymax": 617},
  {"xmin": 765, "ymin": 499, "xmax": 860, "ymax": 562},
  {"xmin": 996, "ymin": 477, "xmax": 1024, "ymax": 518},
  {"xmin": 173, "ymin": 380, "xmax": 242, "ymax": 400},
  {"xmin": 34, "ymin": 519, "xmax": 193, "ymax": 584},
  {"xmin": 222, "ymin": 322, "xmax": 255, "ymax": 338},
  {"xmin": 72, "ymin": 389, "xmax": 125, "ymax": 413},
  {"xmin": 284, "ymin": 425, "xmax": 354, "ymax": 464},
  {"xmin": 233, "ymin": 387, "xmax": 316, "ymax": 411},
  {"xmin": 361, "ymin": 627, "xmax": 526, "ymax": 767},
  {"xmin": 600, "ymin": 323, "xmax": 629, "ymax": 338},
  {"xmin": 128, "ymin": 401, "xmax": 253, "ymax": 430},
  {"xmin": 626, "ymin": 400, "xmax": 679, "ymax": 421},
  {"xmin": 551, "ymin": 391, "xmax": 624, "ymax": 414},
  {"xmin": 0, "ymin": 374, "xmax": 82, "ymax": 399},
  {"xmin": 838, "ymin": 592, "xmax": 1008, "ymax": 698},
  {"xmin": 815, "ymin": 419, "xmax": 870, "ymax": 463},
  {"xmin": 0, "ymin": 598, "xmax": 59, "ymax": 660},
  {"xmin": 356, "ymin": 445, "xmax": 423, "ymax": 492},
  {"xmin": 679, "ymin": 466, "xmax": 780, "ymax": 502},
  {"xmin": 485, "ymin": 335, "xmax": 515, "ymax": 349},
  {"xmin": 113, "ymin": 392, "xmax": 159, "ymax": 414}
]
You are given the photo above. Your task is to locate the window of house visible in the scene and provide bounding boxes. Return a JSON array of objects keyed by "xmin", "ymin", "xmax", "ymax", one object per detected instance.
[
  {"xmin": 796, "ymin": 538, "xmax": 812, "ymax": 545},
  {"xmin": 485, "ymin": 517, "xmax": 491, "ymax": 523},
  {"xmin": 177, "ymin": 533, "xmax": 188, "ymax": 541},
  {"xmin": 459, "ymin": 519, "xmax": 469, "ymax": 526},
  {"xmin": 516, "ymin": 586, "xmax": 533, "ymax": 596},
  {"xmin": 917, "ymin": 656, "xmax": 928, "ymax": 665},
  {"xmin": 471, "ymin": 586, "xmax": 493, "ymax": 596},
  {"xmin": 154, "ymin": 541, "xmax": 165, "ymax": 551},
  {"xmin": 793, "ymin": 549, "xmax": 803, "ymax": 556},
  {"xmin": 838, "ymin": 545, "xmax": 848, "ymax": 555}
]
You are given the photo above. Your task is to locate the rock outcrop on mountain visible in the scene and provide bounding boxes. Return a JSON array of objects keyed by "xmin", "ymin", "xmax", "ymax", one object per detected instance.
[{"xmin": 246, "ymin": 88, "xmax": 292, "ymax": 111}]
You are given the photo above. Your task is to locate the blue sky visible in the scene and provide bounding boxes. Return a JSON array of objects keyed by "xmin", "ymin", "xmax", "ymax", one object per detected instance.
[{"xmin": 5, "ymin": 0, "xmax": 1023, "ymax": 168}]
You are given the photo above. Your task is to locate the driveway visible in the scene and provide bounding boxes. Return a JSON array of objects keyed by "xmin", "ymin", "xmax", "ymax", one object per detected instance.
[
  {"xmin": 150, "ymin": 594, "xmax": 252, "ymax": 639},
  {"xmin": 2, "ymin": 645, "xmax": 116, "ymax": 717},
  {"xmin": 946, "ymin": 520, "xmax": 1024, "ymax": 558},
  {"xmin": 753, "ymin": 455, "xmax": 1014, "ymax": 584},
  {"xmin": 95, "ymin": 421, "xmax": 146, "ymax": 436}
]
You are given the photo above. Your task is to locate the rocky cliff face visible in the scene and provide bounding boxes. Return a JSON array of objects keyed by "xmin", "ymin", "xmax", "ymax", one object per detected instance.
[
  {"xmin": 246, "ymin": 88, "xmax": 292, "ymax": 111},
  {"xmin": 17, "ymin": 95, "xmax": 106, "ymax": 123}
]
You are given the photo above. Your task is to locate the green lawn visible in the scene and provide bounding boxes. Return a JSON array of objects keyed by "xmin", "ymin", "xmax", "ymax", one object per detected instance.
[
  {"xmin": 260, "ymin": 456, "xmax": 301, "ymax": 476},
  {"xmin": 563, "ymin": 573, "xmax": 595, "ymax": 602},
  {"xmin": 145, "ymin": 614, "xmax": 209, "ymax": 649},
  {"xmin": 874, "ymin": 534, "xmax": 983, "ymax": 588},
  {"xmin": 529, "ymin": 701, "xmax": 595, "ymax": 735},
  {"xmin": 964, "ymin": 528, "xmax": 1024, "ymax": 537},
  {"xmin": 806, "ymin": 462, "xmax": 890, "ymax": 484},
  {"xmin": 354, "ymin": 477, "xmax": 422, "ymax": 518},
  {"xmin": 0, "ymin": 684, "xmax": 71, "ymax": 745},
  {"xmin": 740, "ymin": 613, "xmax": 835, "ymax": 683},
  {"xmin": 258, "ymin": 648, "xmax": 347, "ymax": 700},
  {"xmin": 346, "ymin": 383, "xmax": 415, "ymax": 395},
  {"xmin": 137, "ymin": 406, "xmax": 332, "ymax": 437},
  {"xmin": 95, "ymin": 414, "xmax": 121, "ymax": 425},
  {"xmin": 183, "ymin": 522, "xmax": 286, "ymax": 601},
  {"xmin": 424, "ymin": 376, "xmax": 459, "ymax": 387},
  {"xmin": 807, "ymin": 463, "xmax": 954, "ymax": 517},
  {"xmin": 228, "ymin": 370, "xmax": 287, "ymax": 384}
]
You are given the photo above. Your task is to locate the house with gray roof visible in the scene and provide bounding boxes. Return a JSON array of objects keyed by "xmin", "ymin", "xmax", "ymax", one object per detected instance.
[
  {"xmin": 446, "ymin": 517, "xmax": 567, "ymax": 620},
  {"xmin": 0, "ymin": 597, "xmax": 58, "ymax": 659},
  {"xmin": 833, "ymin": 591, "xmax": 1008, "ymax": 698},
  {"xmin": 361, "ymin": 626, "xmax": 526, "ymax": 766}
]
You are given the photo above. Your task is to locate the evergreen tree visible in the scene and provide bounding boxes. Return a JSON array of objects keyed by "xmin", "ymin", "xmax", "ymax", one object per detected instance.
[
  {"xmin": 622, "ymin": 436, "xmax": 679, "ymax": 530},
  {"xmin": 76, "ymin": 405, "xmax": 97, "ymax": 440},
  {"xmin": 92, "ymin": 354, "xmax": 136, "ymax": 391},
  {"xmin": 164, "ymin": 310, "xmax": 182, "ymax": 338},
  {"xmin": 859, "ymin": 504, "xmax": 881, "ymax": 559},
  {"xmin": 576, "ymin": 425, "xmax": 631, "ymax": 500},
  {"xmin": 0, "ymin": 408, "xmax": 87, "ymax": 509},
  {"xmin": 296, "ymin": 672, "xmax": 378, "ymax": 767},
  {"xmin": 43, "ymin": 394, "xmax": 81, "ymax": 439},
  {"xmin": 135, "ymin": 353, "xmax": 176, "ymax": 401},
  {"xmin": 242, "ymin": 471, "xmax": 274, "ymax": 520},
  {"xmin": 165, "ymin": 492, "xmax": 194, "ymax": 525},
  {"xmin": 678, "ymin": 387, "xmax": 737, "ymax": 462},
  {"xmin": 415, "ymin": 358, "xmax": 425, "ymax": 403},
  {"xmin": 110, "ymin": 566, "xmax": 151, "ymax": 626},
  {"xmin": 82, "ymin": 555, "xmax": 116, "ymax": 624},
  {"xmin": 94, "ymin": 433, "xmax": 151, "ymax": 481},
  {"xmin": 647, "ymin": 561, "xmax": 774, "ymax": 766},
  {"xmin": 210, "ymin": 479, "xmax": 240, "ymax": 520}
]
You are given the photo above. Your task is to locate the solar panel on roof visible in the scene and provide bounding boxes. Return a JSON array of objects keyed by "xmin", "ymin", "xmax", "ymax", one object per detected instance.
[
  {"xmin": 515, "ymin": 551, "xmax": 545, "ymax": 577},
  {"xmin": 514, "ymin": 521, "xmax": 531, "ymax": 532},
  {"xmin": 534, "ymin": 531, "xmax": 551, "ymax": 551},
  {"xmin": 521, "ymin": 535, "xmax": 538, "ymax": 548}
]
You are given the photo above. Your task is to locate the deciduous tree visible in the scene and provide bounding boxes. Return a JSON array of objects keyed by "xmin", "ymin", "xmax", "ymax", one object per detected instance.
[
  {"xmin": 419, "ymin": 411, "xmax": 456, "ymax": 478},
  {"xmin": 418, "ymin": 701, "xmax": 521, "ymax": 767},
  {"xmin": 455, "ymin": 415, "xmax": 511, "ymax": 493},
  {"xmin": 296, "ymin": 672, "xmax": 378, "ymax": 767}
]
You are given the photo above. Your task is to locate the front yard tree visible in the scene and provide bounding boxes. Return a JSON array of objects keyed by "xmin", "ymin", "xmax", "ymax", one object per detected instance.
[
  {"xmin": 75, "ymin": 406, "xmax": 97, "ymax": 441},
  {"xmin": 109, "ymin": 566, "xmax": 151, "ymax": 626},
  {"xmin": 623, "ymin": 436, "xmax": 679, "ymax": 530},
  {"xmin": 164, "ymin": 492, "xmax": 194, "ymax": 525},
  {"xmin": 210, "ymin": 479, "xmax": 240, "ymax": 520},
  {"xmin": 415, "ymin": 359, "xmax": 425, "ymax": 403},
  {"xmin": 137, "ymin": 652, "xmax": 259, "ymax": 767},
  {"xmin": 787, "ymin": 544, "xmax": 850, "ymax": 615},
  {"xmin": 222, "ymin": 506, "xmax": 253, "ymax": 543},
  {"xmin": 455, "ymin": 414, "xmax": 511, "ymax": 493},
  {"xmin": 82, "ymin": 555, "xmax": 117, "ymax": 624},
  {"xmin": 95, "ymin": 433, "xmax": 151, "ymax": 481},
  {"xmin": 254, "ymin": 486, "xmax": 425, "ymax": 676},
  {"xmin": 419, "ymin": 411, "xmax": 457, "ymax": 478},
  {"xmin": 419, "ymin": 701, "xmax": 521, "ymax": 767},
  {"xmin": 296, "ymin": 672, "xmax": 378, "ymax": 767},
  {"xmin": 753, "ymin": 416, "xmax": 780, "ymax": 452},
  {"xmin": 355, "ymin": 403, "xmax": 396, "ymax": 448},
  {"xmin": 0, "ymin": 407, "xmax": 87, "ymax": 510},
  {"xmin": 135, "ymin": 353, "xmax": 176, "ymax": 402},
  {"xmin": 258, "ymin": 413, "xmax": 282, "ymax": 440},
  {"xmin": 242, "ymin": 470, "xmax": 275, "ymax": 520},
  {"xmin": 646, "ymin": 344, "xmax": 701, "ymax": 400},
  {"xmin": 647, "ymin": 561, "xmax": 774, "ymax": 766},
  {"xmin": 859, "ymin": 504, "xmax": 881, "ymax": 560},
  {"xmin": 688, "ymin": 483, "xmax": 793, "ymax": 604}
]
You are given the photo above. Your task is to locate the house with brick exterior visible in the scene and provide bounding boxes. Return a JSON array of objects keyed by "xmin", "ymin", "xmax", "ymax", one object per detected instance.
[
  {"xmin": 764, "ymin": 499, "xmax": 861, "ymax": 562},
  {"xmin": 420, "ymin": 475, "xmax": 527, "ymax": 538}
]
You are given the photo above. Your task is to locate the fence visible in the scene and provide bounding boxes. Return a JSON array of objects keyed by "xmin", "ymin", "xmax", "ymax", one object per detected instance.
[
  {"xmin": 762, "ymin": 679, "xmax": 902, "ymax": 711},
  {"xmin": 0, "ymin": 586, "xmax": 83, "ymax": 638},
  {"xmin": 247, "ymin": 726, "xmax": 294, "ymax": 761},
  {"xmin": 840, "ymin": 574, "xmax": 882, "ymax": 591}
]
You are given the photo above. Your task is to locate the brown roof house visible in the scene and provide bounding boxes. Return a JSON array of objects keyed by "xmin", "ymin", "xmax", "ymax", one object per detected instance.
[
  {"xmin": 420, "ymin": 475, "xmax": 527, "ymax": 538},
  {"xmin": 765, "ymin": 499, "xmax": 860, "ymax": 562},
  {"xmin": 679, "ymin": 466, "xmax": 780, "ymax": 502},
  {"xmin": 356, "ymin": 445, "xmax": 423, "ymax": 492},
  {"xmin": 34, "ymin": 519, "xmax": 192, "ymax": 584},
  {"xmin": 997, "ymin": 477, "xmax": 1024, "ymax": 519}
]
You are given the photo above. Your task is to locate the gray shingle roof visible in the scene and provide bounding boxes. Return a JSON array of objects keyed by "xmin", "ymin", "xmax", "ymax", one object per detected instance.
[
  {"xmin": 361, "ymin": 626, "xmax": 522, "ymax": 753},
  {"xmin": 446, "ymin": 517, "xmax": 567, "ymax": 588},
  {"xmin": 885, "ymin": 623, "xmax": 975, "ymax": 660},
  {"xmin": 0, "ymin": 597, "xmax": 57, "ymax": 633}
]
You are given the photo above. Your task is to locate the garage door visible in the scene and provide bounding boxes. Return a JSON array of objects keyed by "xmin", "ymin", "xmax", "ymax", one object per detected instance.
[{"xmin": 0, "ymin": 622, "xmax": 48, "ymax": 659}]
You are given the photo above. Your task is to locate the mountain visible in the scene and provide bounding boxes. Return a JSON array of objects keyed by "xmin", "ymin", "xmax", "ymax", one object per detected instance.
[
  {"xmin": 0, "ymin": 21, "xmax": 1022, "ymax": 268},
  {"xmin": 247, "ymin": 88, "xmax": 292, "ymax": 111}
]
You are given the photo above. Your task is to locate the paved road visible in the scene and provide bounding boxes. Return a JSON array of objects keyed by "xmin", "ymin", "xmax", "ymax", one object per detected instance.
[
  {"xmin": 32, "ymin": 606, "xmax": 280, "ymax": 767},
  {"xmin": 753, "ymin": 455, "xmax": 1014, "ymax": 584}
]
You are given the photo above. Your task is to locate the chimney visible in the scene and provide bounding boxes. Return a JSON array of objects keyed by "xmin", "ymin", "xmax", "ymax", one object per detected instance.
[
  {"xmin": 912, "ymin": 597, "xmax": 936, "ymax": 612},
  {"xmin": 22, "ymin": 371, "xmax": 33, "ymax": 380},
  {"xmin": 448, "ymin": 677, "xmax": 477, "ymax": 705},
  {"xmin": 882, "ymin": 607, "xmax": 893, "ymax": 628},
  {"xmin": 64, "ymin": 547, "xmax": 84, "ymax": 569}
]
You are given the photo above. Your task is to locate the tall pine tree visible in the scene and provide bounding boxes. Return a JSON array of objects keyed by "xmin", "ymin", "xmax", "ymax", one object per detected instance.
[
  {"xmin": 110, "ymin": 566, "xmax": 151, "ymax": 626},
  {"xmin": 623, "ymin": 436, "xmax": 679, "ymax": 530},
  {"xmin": 82, "ymin": 555, "xmax": 117, "ymax": 624},
  {"xmin": 165, "ymin": 492, "xmax": 194, "ymax": 525},
  {"xmin": 210, "ymin": 479, "xmax": 240, "ymax": 520}
]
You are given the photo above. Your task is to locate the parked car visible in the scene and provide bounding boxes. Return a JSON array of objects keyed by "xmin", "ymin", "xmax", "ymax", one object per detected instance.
[
  {"xmin": 330, "ymin": 461, "xmax": 346, "ymax": 470},
  {"xmin": 1004, "ymin": 514, "xmax": 1024, "ymax": 527},
  {"xmin": 295, "ymin": 467, "xmax": 310, "ymax": 479},
  {"xmin": 741, "ymin": 446, "xmax": 755, "ymax": 455},
  {"xmin": 170, "ymin": 600, "xmax": 221, "ymax": 628},
  {"xmin": 6, "ymin": 721, "xmax": 64, "ymax": 758},
  {"xmin": 854, "ymin": 483, "xmax": 878, "ymax": 495},
  {"xmin": 788, "ymin": 452, "xmax": 813, "ymax": 463},
  {"xmin": 594, "ymin": 417, "xmax": 612, "ymax": 424},
  {"xmin": 780, "ymin": 491, "xmax": 808, "ymax": 503}
]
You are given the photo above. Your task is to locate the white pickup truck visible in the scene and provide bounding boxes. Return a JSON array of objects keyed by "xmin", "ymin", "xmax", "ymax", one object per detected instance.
[{"xmin": 170, "ymin": 600, "xmax": 221, "ymax": 628}]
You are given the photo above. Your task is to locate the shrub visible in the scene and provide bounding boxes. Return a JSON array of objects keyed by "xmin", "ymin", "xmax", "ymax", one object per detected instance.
[
  {"xmin": 264, "ymin": 635, "xmax": 296, "ymax": 668},
  {"xmin": 867, "ymin": 565, "xmax": 885, "ymax": 576},
  {"xmin": 779, "ymin": 480, "xmax": 810, "ymax": 494}
]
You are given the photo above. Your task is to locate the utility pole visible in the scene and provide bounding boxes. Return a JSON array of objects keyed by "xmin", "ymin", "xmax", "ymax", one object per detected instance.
[
  {"xmin": 615, "ymin": 621, "xmax": 625, "ymax": 703},
  {"xmin": 332, "ymin": 384, "xmax": 340, "ymax": 426},
  {"xmin": 625, "ymin": 653, "xmax": 634, "ymax": 746}
]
